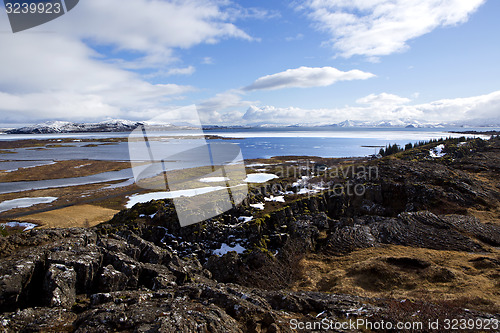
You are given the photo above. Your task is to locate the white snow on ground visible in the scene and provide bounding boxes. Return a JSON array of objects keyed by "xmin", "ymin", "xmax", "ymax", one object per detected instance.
[
  {"xmin": 0, "ymin": 197, "xmax": 57, "ymax": 213},
  {"xmin": 250, "ymin": 203, "xmax": 265, "ymax": 210},
  {"xmin": 292, "ymin": 176, "xmax": 310, "ymax": 187},
  {"xmin": 213, "ymin": 243, "xmax": 246, "ymax": 256},
  {"xmin": 246, "ymin": 163, "xmax": 271, "ymax": 167},
  {"xmin": 238, "ymin": 216, "xmax": 253, "ymax": 223},
  {"xmin": 74, "ymin": 163, "xmax": 91, "ymax": 169},
  {"xmin": 199, "ymin": 177, "xmax": 229, "ymax": 183},
  {"xmin": 265, "ymin": 195, "xmax": 285, "ymax": 203},
  {"xmin": 296, "ymin": 187, "xmax": 319, "ymax": 195},
  {"xmin": 125, "ymin": 186, "xmax": 226, "ymax": 208},
  {"xmin": 244, "ymin": 173, "xmax": 278, "ymax": 183},
  {"xmin": 429, "ymin": 144, "xmax": 446, "ymax": 158},
  {"xmin": 0, "ymin": 222, "xmax": 38, "ymax": 231}
]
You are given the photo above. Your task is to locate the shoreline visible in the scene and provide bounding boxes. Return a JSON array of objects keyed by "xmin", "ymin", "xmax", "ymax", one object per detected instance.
[{"xmin": 0, "ymin": 133, "xmax": 496, "ymax": 230}]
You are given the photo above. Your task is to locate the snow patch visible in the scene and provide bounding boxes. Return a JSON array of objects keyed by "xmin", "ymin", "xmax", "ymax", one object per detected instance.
[
  {"xmin": 0, "ymin": 222, "xmax": 38, "ymax": 231},
  {"xmin": 250, "ymin": 203, "xmax": 265, "ymax": 210},
  {"xmin": 264, "ymin": 195, "xmax": 285, "ymax": 203},
  {"xmin": 429, "ymin": 144, "xmax": 446, "ymax": 158},
  {"xmin": 0, "ymin": 197, "xmax": 57, "ymax": 213},
  {"xmin": 213, "ymin": 243, "xmax": 246, "ymax": 256},
  {"xmin": 292, "ymin": 176, "xmax": 310, "ymax": 188},
  {"xmin": 199, "ymin": 177, "xmax": 229, "ymax": 183},
  {"xmin": 74, "ymin": 163, "xmax": 91, "ymax": 169},
  {"xmin": 237, "ymin": 216, "xmax": 253, "ymax": 223},
  {"xmin": 246, "ymin": 163, "xmax": 271, "ymax": 167},
  {"xmin": 126, "ymin": 186, "xmax": 227, "ymax": 208},
  {"xmin": 244, "ymin": 173, "xmax": 278, "ymax": 183}
]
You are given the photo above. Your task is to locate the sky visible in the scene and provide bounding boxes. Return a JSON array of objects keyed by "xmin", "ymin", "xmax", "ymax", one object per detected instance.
[{"xmin": 0, "ymin": 0, "xmax": 499, "ymax": 127}]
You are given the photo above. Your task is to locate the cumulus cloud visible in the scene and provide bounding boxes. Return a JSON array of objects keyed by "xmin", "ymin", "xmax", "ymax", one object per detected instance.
[
  {"xmin": 48, "ymin": 0, "xmax": 254, "ymax": 68},
  {"xmin": 165, "ymin": 66, "xmax": 196, "ymax": 76},
  {"xmin": 300, "ymin": 0, "xmax": 486, "ymax": 59},
  {"xmin": 356, "ymin": 93, "xmax": 411, "ymax": 106},
  {"xmin": 0, "ymin": 0, "xmax": 256, "ymax": 124},
  {"xmin": 240, "ymin": 91, "xmax": 500, "ymax": 125},
  {"xmin": 198, "ymin": 91, "xmax": 255, "ymax": 112},
  {"xmin": 197, "ymin": 90, "xmax": 257, "ymax": 124},
  {"xmin": 244, "ymin": 66, "xmax": 375, "ymax": 91},
  {"xmin": 146, "ymin": 66, "xmax": 196, "ymax": 79},
  {"xmin": 0, "ymin": 32, "xmax": 195, "ymax": 123}
]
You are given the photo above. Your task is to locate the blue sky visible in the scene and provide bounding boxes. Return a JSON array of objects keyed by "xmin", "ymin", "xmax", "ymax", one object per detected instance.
[{"xmin": 0, "ymin": 0, "xmax": 499, "ymax": 126}]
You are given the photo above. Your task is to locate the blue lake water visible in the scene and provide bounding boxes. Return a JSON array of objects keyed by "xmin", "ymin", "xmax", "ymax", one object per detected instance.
[
  {"xmin": 0, "ymin": 127, "xmax": 495, "ymax": 161},
  {"xmin": 0, "ymin": 127, "xmax": 497, "ymax": 194}
]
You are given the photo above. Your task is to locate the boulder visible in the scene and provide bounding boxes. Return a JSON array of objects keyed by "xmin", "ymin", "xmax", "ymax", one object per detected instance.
[{"xmin": 43, "ymin": 264, "xmax": 77, "ymax": 308}]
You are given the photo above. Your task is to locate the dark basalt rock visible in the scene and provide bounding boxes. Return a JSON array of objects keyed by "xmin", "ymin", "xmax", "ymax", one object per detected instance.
[
  {"xmin": 325, "ymin": 211, "xmax": 487, "ymax": 254},
  {"xmin": 442, "ymin": 214, "xmax": 500, "ymax": 246},
  {"xmin": 96, "ymin": 265, "xmax": 128, "ymax": 293},
  {"xmin": 0, "ymin": 214, "xmax": 498, "ymax": 331},
  {"xmin": 43, "ymin": 263, "xmax": 77, "ymax": 309},
  {"xmin": 1, "ymin": 137, "xmax": 499, "ymax": 331},
  {"xmin": 0, "ymin": 250, "xmax": 47, "ymax": 312},
  {"xmin": 102, "ymin": 250, "xmax": 142, "ymax": 289}
]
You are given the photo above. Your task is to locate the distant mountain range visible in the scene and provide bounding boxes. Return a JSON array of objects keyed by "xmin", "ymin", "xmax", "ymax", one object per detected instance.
[
  {"xmin": 244, "ymin": 118, "xmax": 500, "ymax": 129},
  {"xmin": 4, "ymin": 120, "xmax": 195, "ymax": 134},
  {"xmin": 205, "ymin": 120, "xmax": 446, "ymax": 129},
  {"xmin": 3, "ymin": 118, "xmax": 499, "ymax": 134}
]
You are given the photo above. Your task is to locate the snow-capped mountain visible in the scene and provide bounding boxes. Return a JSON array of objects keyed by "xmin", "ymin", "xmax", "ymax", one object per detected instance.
[
  {"xmin": 6, "ymin": 120, "xmax": 141, "ymax": 134},
  {"xmin": 5, "ymin": 119, "xmax": 195, "ymax": 134},
  {"xmin": 247, "ymin": 119, "xmax": 451, "ymax": 128}
]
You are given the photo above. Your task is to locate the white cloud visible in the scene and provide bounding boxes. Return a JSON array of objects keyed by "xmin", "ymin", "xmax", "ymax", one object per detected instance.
[
  {"xmin": 0, "ymin": 0, "xmax": 255, "ymax": 124},
  {"xmin": 0, "ymin": 91, "xmax": 121, "ymax": 123},
  {"xmin": 0, "ymin": 32, "xmax": 195, "ymax": 123},
  {"xmin": 198, "ymin": 91, "xmax": 255, "ymax": 112},
  {"xmin": 47, "ymin": 0, "xmax": 254, "ymax": 68},
  {"xmin": 244, "ymin": 66, "xmax": 375, "ymax": 91},
  {"xmin": 202, "ymin": 57, "xmax": 214, "ymax": 65},
  {"xmin": 286, "ymin": 33, "xmax": 305, "ymax": 41},
  {"xmin": 146, "ymin": 66, "xmax": 196, "ymax": 79},
  {"xmin": 410, "ymin": 90, "xmax": 500, "ymax": 123},
  {"xmin": 356, "ymin": 93, "xmax": 410, "ymax": 106},
  {"xmin": 225, "ymin": 5, "xmax": 281, "ymax": 21},
  {"xmin": 197, "ymin": 90, "xmax": 257, "ymax": 124},
  {"xmin": 166, "ymin": 66, "xmax": 196, "ymax": 76},
  {"xmin": 240, "ymin": 90, "xmax": 500, "ymax": 125},
  {"xmin": 301, "ymin": 0, "xmax": 486, "ymax": 59}
]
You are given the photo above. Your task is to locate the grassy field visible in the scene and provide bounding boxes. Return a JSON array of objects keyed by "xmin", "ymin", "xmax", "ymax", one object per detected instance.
[
  {"xmin": 19, "ymin": 204, "xmax": 119, "ymax": 228},
  {"xmin": 0, "ymin": 160, "xmax": 130, "ymax": 182},
  {"xmin": 294, "ymin": 245, "xmax": 500, "ymax": 314}
]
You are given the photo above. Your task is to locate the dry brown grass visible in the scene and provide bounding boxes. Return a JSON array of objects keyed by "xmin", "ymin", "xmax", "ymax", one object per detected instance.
[
  {"xmin": 293, "ymin": 245, "xmax": 500, "ymax": 313},
  {"xmin": 17, "ymin": 204, "xmax": 119, "ymax": 228},
  {"xmin": 468, "ymin": 206, "xmax": 500, "ymax": 226},
  {"xmin": 0, "ymin": 160, "xmax": 130, "ymax": 182}
]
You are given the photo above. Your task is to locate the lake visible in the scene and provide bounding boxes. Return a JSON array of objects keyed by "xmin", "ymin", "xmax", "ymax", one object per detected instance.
[
  {"xmin": 0, "ymin": 126, "xmax": 495, "ymax": 162},
  {"xmin": 0, "ymin": 127, "xmax": 496, "ymax": 195}
]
